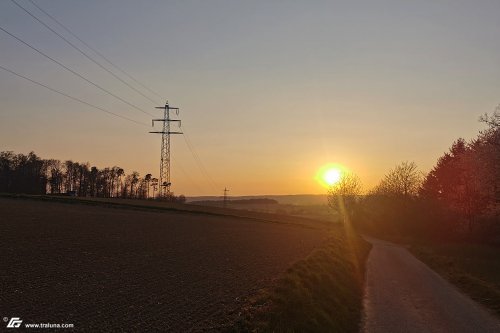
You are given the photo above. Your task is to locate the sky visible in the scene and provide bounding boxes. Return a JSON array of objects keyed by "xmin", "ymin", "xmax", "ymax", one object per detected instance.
[{"xmin": 1, "ymin": 0, "xmax": 499, "ymax": 196}]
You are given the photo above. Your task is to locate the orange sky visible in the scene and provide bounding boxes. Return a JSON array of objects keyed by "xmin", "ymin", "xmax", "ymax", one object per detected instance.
[{"xmin": 0, "ymin": 1, "xmax": 496, "ymax": 196}]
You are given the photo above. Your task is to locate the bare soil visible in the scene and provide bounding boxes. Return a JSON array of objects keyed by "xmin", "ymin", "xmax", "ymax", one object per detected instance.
[{"xmin": 0, "ymin": 198, "xmax": 325, "ymax": 332}]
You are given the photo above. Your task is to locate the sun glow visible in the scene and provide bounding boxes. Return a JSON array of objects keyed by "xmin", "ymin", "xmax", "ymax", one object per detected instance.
[
  {"xmin": 315, "ymin": 163, "xmax": 347, "ymax": 188},
  {"xmin": 324, "ymin": 168, "xmax": 341, "ymax": 185}
]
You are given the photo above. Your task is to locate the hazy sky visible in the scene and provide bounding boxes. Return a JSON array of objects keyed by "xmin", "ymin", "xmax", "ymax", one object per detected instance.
[{"xmin": 1, "ymin": 0, "xmax": 499, "ymax": 195}]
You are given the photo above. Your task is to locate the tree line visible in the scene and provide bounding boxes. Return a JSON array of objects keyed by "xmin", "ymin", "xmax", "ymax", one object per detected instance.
[
  {"xmin": 329, "ymin": 108, "xmax": 500, "ymax": 243},
  {"xmin": 0, "ymin": 152, "xmax": 185, "ymax": 202}
]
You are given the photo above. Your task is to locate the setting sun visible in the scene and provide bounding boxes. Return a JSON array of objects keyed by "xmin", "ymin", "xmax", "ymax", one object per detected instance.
[
  {"xmin": 324, "ymin": 168, "xmax": 341, "ymax": 185},
  {"xmin": 316, "ymin": 164, "xmax": 346, "ymax": 188}
]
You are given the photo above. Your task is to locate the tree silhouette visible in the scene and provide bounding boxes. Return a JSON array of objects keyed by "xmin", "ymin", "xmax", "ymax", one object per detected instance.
[
  {"xmin": 421, "ymin": 135, "xmax": 498, "ymax": 234},
  {"xmin": 130, "ymin": 172, "xmax": 139, "ymax": 198},
  {"xmin": 151, "ymin": 177, "xmax": 158, "ymax": 199},
  {"xmin": 327, "ymin": 171, "xmax": 362, "ymax": 223},
  {"xmin": 116, "ymin": 168, "xmax": 124, "ymax": 197},
  {"xmin": 373, "ymin": 161, "xmax": 422, "ymax": 198},
  {"xmin": 145, "ymin": 173, "xmax": 152, "ymax": 199},
  {"xmin": 0, "ymin": 151, "xmax": 191, "ymax": 201}
]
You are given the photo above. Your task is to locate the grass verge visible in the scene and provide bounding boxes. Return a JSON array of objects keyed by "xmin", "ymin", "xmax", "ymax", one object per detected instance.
[
  {"xmin": 232, "ymin": 225, "xmax": 371, "ymax": 332},
  {"xmin": 411, "ymin": 242, "xmax": 500, "ymax": 316}
]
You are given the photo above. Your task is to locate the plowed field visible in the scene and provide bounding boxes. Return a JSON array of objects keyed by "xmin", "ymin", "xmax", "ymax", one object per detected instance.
[{"xmin": 0, "ymin": 198, "xmax": 325, "ymax": 332}]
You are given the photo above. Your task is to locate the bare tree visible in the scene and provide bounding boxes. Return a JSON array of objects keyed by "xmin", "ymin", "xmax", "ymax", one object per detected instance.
[
  {"xmin": 0, "ymin": 150, "xmax": 160, "ymax": 201},
  {"xmin": 46, "ymin": 159, "xmax": 63, "ymax": 194},
  {"xmin": 328, "ymin": 171, "xmax": 362, "ymax": 223},
  {"xmin": 151, "ymin": 178, "xmax": 158, "ymax": 199},
  {"xmin": 130, "ymin": 171, "xmax": 139, "ymax": 198},
  {"xmin": 145, "ymin": 174, "xmax": 152, "ymax": 199},
  {"xmin": 89, "ymin": 166, "xmax": 98, "ymax": 197},
  {"xmin": 479, "ymin": 104, "xmax": 500, "ymax": 129},
  {"xmin": 373, "ymin": 161, "xmax": 422, "ymax": 197},
  {"xmin": 116, "ymin": 168, "xmax": 124, "ymax": 198}
]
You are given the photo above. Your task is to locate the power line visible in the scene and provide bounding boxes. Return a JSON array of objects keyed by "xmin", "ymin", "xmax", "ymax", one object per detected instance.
[
  {"xmin": 5, "ymin": 2, "xmax": 219, "ymax": 195},
  {"xmin": 0, "ymin": 24, "xmax": 154, "ymax": 118},
  {"xmin": 0, "ymin": 64, "xmax": 149, "ymax": 126},
  {"xmin": 27, "ymin": 0, "xmax": 164, "ymax": 102},
  {"xmin": 10, "ymin": 0, "xmax": 159, "ymax": 105},
  {"xmin": 183, "ymin": 133, "xmax": 218, "ymax": 191},
  {"xmin": 180, "ymin": 126, "xmax": 219, "ymax": 192},
  {"xmin": 173, "ymin": 158, "xmax": 205, "ymax": 195}
]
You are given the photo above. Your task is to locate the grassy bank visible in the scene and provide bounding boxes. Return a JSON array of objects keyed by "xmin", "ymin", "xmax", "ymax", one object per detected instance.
[
  {"xmin": 234, "ymin": 225, "xmax": 371, "ymax": 332},
  {"xmin": 411, "ymin": 242, "xmax": 500, "ymax": 316}
]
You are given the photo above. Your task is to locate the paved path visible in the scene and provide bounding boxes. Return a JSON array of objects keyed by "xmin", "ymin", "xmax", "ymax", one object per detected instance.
[{"xmin": 362, "ymin": 237, "xmax": 500, "ymax": 333}]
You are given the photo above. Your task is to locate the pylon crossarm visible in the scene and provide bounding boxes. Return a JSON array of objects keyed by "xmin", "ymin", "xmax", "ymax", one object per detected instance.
[{"xmin": 149, "ymin": 131, "xmax": 183, "ymax": 134}]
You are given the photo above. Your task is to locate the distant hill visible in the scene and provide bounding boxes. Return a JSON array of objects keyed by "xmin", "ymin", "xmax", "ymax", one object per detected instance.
[
  {"xmin": 191, "ymin": 198, "xmax": 278, "ymax": 205},
  {"xmin": 186, "ymin": 194, "xmax": 328, "ymax": 206}
]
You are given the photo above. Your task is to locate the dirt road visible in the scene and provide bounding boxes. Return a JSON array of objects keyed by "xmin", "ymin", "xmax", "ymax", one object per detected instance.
[
  {"xmin": 362, "ymin": 237, "xmax": 500, "ymax": 333},
  {"xmin": 0, "ymin": 198, "xmax": 325, "ymax": 332}
]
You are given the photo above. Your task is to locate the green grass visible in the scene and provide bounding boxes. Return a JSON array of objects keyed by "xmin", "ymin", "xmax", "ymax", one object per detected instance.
[
  {"xmin": 411, "ymin": 242, "xmax": 500, "ymax": 316},
  {"xmin": 233, "ymin": 225, "xmax": 371, "ymax": 332}
]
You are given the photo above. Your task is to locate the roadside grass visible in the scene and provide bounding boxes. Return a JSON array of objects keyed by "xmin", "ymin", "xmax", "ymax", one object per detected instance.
[
  {"xmin": 411, "ymin": 242, "xmax": 500, "ymax": 316},
  {"xmin": 233, "ymin": 225, "xmax": 371, "ymax": 332}
]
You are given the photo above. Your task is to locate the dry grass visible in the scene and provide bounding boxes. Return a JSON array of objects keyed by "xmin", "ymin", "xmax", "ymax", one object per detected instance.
[
  {"xmin": 233, "ymin": 225, "xmax": 372, "ymax": 332},
  {"xmin": 411, "ymin": 242, "xmax": 500, "ymax": 316}
]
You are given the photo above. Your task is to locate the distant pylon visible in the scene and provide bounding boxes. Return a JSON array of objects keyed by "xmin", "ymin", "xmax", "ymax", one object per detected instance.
[
  {"xmin": 223, "ymin": 187, "xmax": 229, "ymax": 208},
  {"xmin": 149, "ymin": 102, "xmax": 182, "ymax": 198}
]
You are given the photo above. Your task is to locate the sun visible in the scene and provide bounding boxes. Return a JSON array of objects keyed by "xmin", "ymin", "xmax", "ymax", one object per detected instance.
[
  {"xmin": 324, "ymin": 168, "xmax": 341, "ymax": 185},
  {"xmin": 315, "ymin": 164, "xmax": 347, "ymax": 188}
]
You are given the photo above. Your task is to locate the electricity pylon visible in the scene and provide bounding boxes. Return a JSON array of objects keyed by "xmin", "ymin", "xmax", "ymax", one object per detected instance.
[
  {"xmin": 149, "ymin": 102, "xmax": 182, "ymax": 198},
  {"xmin": 223, "ymin": 187, "xmax": 229, "ymax": 208}
]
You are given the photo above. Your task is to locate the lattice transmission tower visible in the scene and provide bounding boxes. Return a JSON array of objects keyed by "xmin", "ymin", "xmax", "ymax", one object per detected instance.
[
  {"xmin": 149, "ymin": 102, "xmax": 182, "ymax": 198},
  {"xmin": 223, "ymin": 187, "xmax": 229, "ymax": 208}
]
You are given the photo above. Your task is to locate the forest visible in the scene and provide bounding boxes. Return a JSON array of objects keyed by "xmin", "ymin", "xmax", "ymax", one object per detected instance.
[{"xmin": 0, "ymin": 152, "xmax": 185, "ymax": 202}]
